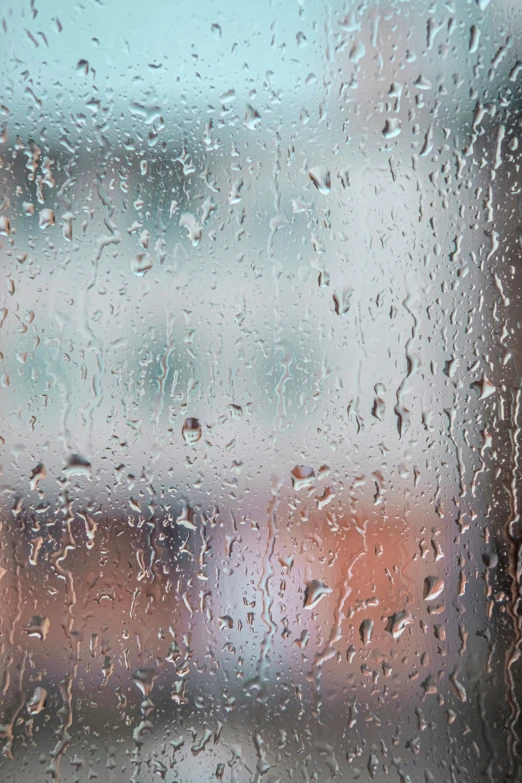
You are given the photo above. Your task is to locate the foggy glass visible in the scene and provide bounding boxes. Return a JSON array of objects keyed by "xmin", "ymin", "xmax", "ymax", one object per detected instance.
[{"xmin": 0, "ymin": 0, "xmax": 521, "ymax": 781}]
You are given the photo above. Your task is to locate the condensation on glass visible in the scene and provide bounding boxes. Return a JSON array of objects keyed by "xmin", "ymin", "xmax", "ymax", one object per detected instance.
[{"xmin": 0, "ymin": 0, "xmax": 521, "ymax": 781}]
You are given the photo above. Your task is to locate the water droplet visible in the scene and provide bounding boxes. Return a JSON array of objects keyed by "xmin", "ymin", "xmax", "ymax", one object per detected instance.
[
  {"xmin": 386, "ymin": 611, "xmax": 413, "ymax": 640},
  {"xmin": 304, "ymin": 580, "xmax": 332, "ymax": 609},
  {"xmin": 360, "ymin": 618, "xmax": 374, "ymax": 644},
  {"xmin": 244, "ymin": 105, "xmax": 261, "ymax": 130},
  {"xmin": 308, "ymin": 166, "xmax": 331, "ymax": 194},
  {"xmin": 382, "ymin": 118, "xmax": 401, "ymax": 139},
  {"xmin": 182, "ymin": 417, "xmax": 202, "ymax": 443},
  {"xmin": 27, "ymin": 687, "xmax": 47, "ymax": 715},
  {"xmin": 424, "ymin": 576, "xmax": 444, "ymax": 602},
  {"xmin": 24, "ymin": 615, "xmax": 50, "ymax": 641},
  {"xmin": 132, "ymin": 668, "xmax": 157, "ymax": 697},
  {"xmin": 38, "ymin": 208, "xmax": 55, "ymax": 229},
  {"xmin": 291, "ymin": 465, "xmax": 315, "ymax": 490}
]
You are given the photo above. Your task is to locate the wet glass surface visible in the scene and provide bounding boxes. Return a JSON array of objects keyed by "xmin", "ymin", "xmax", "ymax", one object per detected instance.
[{"xmin": 1, "ymin": 0, "xmax": 522, "ymax": 780}]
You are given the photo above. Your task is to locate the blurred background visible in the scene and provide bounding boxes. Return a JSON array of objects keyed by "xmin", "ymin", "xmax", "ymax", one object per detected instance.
[{"xmin": 1, "ymin": 0, "xmax": 522, "ymax": 780}]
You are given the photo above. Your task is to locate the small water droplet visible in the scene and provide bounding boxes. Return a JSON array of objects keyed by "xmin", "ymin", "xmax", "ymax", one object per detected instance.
[
  {"xmin": 386, "ymin": 610, "xmax": 413, "ymax": 640},
  {"xmin": 182, "ymin": 417, "xmax": 202, "ymax": 444},
  {"xmin": 304, "ymin": 579, "xmax": 332, "ymax": 609},
  {"xmin": 382, "ymin": 118, "xmax": 401, "ymax": 139},
  {"xmin": 424, "ymin": 576, "xmax": 444, "ymax": 602},
  {"xmin": 27, "ymin": 687, "xmax": 47, "ymax": 715},
  {"xmin": 360, "ymin": 618, "xmax": 374, "ymax": 644},
  {"xmin": 24, "ymin": 615, "xmax": 50, "ymax": 641},
  {"xmin": 291, "ymin": 465, "xmax": 315, "ymax": 490},
  {"xmin": 309, "ymin": 166, "xmax": 331, "ymax": 194},
  {"xmin": 38, "ymin": 208, "xmax": 55, "ymax": 229}
]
